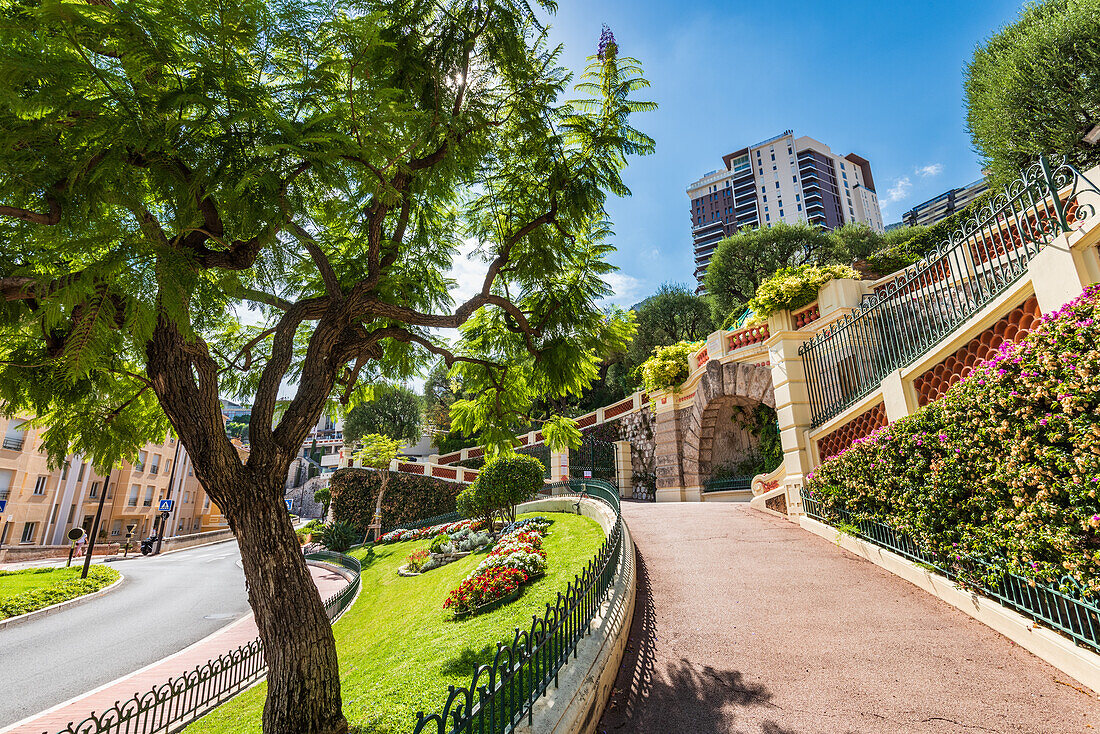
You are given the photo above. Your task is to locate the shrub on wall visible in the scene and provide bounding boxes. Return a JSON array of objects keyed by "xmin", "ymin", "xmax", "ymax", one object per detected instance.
[
  {"xmin": 746, "ymin": 264, "xmax": 859, "ymax": 319},
  {"xmin": 638, "ymin": 340, "xmax": 703, "ymax": 392},
  {"xmin": 330, "ymin": 468, "xmax": 462, "ymax": 533},
  {"xmin": 807, "ymin": 285, "xmax": 1100, "ymax": 597}
]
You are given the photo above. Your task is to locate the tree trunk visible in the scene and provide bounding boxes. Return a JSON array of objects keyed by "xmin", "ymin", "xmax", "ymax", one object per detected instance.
[
  {"xmin": 367, "ymin": 474, "xmax": 389, "ymax": 542},
  {"xmin": 228, "ymin": 480, "xmax": 348, "ymax": 734}
]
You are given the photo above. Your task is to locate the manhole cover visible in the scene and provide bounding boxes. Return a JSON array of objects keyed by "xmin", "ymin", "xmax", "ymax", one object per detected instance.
[{"xmin": 203, "ymin": 613, "xmax": 236, "ymax": 620}]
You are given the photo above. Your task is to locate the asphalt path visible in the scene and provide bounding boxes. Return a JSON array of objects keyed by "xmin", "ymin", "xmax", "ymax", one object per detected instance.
[{"xmin": 0, "ymin": 542, "xmax": 250, "ymax": 728}]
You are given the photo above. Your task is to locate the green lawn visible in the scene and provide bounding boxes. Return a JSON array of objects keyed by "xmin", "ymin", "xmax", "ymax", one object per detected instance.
[
  {"xmin": 0, "ymin": 565, "xmax": 120, "ymax": 619},
  {"xmin": 187, "ymin": 511, "xmax": 604, "ymax": 734}
]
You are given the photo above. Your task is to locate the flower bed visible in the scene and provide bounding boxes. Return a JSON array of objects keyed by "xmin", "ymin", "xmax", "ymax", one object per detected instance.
[
  {"xmin": 807, "ymin": 285, "xmax": 1100, "ymax": 598},
  {"xmin": 443, "ymin": 516, "xmax": 554, "ymax": 617}
]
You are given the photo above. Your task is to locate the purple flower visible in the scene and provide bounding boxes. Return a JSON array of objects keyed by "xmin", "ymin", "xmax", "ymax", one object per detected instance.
[{"xmin": 597, "ymin": 25, "xmax": 618, "ymax": 59}]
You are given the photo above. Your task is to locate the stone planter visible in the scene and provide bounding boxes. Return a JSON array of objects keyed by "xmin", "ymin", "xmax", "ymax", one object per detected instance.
[{"xmin": 398, "ymin": 551, "xmax": 471, "ymax": 576}]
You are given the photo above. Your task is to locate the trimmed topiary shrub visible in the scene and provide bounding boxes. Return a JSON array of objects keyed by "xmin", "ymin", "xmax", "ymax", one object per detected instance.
[
  {"xmin": 330, "ymin": 468, "xmax": 462, "ymax": 534},
  {"xmin": 807, "ymin": 285, "xmax": 1100, "ymax": 597}
]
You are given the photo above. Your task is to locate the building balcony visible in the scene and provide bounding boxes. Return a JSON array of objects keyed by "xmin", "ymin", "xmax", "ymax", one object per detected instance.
[{"xmin": 2, "ymin": 436, "xmax": 25, "ymax": 451}]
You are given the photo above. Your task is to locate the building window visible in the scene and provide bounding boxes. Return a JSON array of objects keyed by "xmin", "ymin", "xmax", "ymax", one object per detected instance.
[
  {"xmin": 770, "ymin": 153, "xmax": 775, "ymax": 161},
  {"xmin": 780, "ymin": 210, "xmax": 785, "ymax": 217},
  {"xmin": 89, "ymin": 481, "xmax": 100, "ymax": 498},
  {"xmin": 798, "ymin": 204, "xmax": 803, "ymax": 212},
  {"xmin": 0, "ymin": 469, "xmax": 13, "ymax": 502},
  {"xmin": 111, "ymin": 520, "xmax": 122, "ymax": 536},
  {"xmin": 149, "ymin": 455, "xmax": 160, "ymax": 475},
  {"xmin": 33, "ymin": 475, "xmax": 47, "ymax": 495},
  {"xmin": 184, "ymin": 491, "xmax": 190, "ymax": 503},
  {"xmin": 136, "ymin": 450, "xmax": 147, "ymax": 472},
  {"xmin": 775, "ymin": 182, "xmax": 779, "ymax": 189},
  {"xmin": 765, "ymin": 214, "xmax": 770, "ymax": 222},
  {"xmin": 759, "ymin": 168, "xmax": 763, "ymax": 175},
  {"xmin": 203, "ymin": 496, "xmax": 210, "ymax": 511},
  {"xmin": 61, "ymin": 461, "xmax": 70, "ymax": 480},
  {"xmin": 20, "ymin": 522, "xmax": 36, "ymax": 544},
  {"xmin": 128, "ymin": 484, "xmax": 140, "ymax": 506},
  {"xmin": 762, "ymin": 195, "xmax": 767, "ymax": 203},
  {"xmin": 194, "ymin": 518, "xmax": 201, "ymax": 530},
  {"xmin": 107, "ymin": 483, "xmax": 114, "ymax": 499},
  {"xmin": 796, "ymin": 194, "xmax": 800, "ymax": 202},
  {"xmin": 2, "ymin": 419, "xmax": 27, "ymax": 451},
  {"xmin": 144, "ymin": 486, "xmax": 155, "ymax": 507},
  {"xmin": 793, "ymin": 176, "xmax": 797, "ymax": 183}
]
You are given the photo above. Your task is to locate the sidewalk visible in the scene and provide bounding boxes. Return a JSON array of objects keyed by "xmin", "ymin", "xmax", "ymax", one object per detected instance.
[
  {"xmin": 5, "ymin": 565, "xmax": 348, "ymax": 734},
  {"xmin": 599, "ymin": 502, "xmax": 1099, "ymax": 734}
]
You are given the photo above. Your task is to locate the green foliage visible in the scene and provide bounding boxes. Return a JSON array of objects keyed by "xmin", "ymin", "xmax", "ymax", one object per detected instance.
[
  {"xmin": 225, "ymin": 415, "xmax": 251, "ymax": 442},
  {"xmin": 965, "ymin": 0, "xmax": 1100, "ymax": 187},
  {"xmin": 430, "ymin": 534, "xmax": 451, "ymax": 554},
  {"xmin": 313, "ymin": 486, "xmax": 331, "ymax": 518},
  {"xmin": 456, "ymin": 480, "xmax": 493, "ymax": 524},
  {"xmin": 638, "ymin": 341, "xmax": 703, "ymax": 393},
  {"xmin": 352, "ymin": 434, "xmax": 405, "ymax": 472},
  {"xmin": 0, "ymin": 0, "xmax": 655, "ymax": 477},
  {"xmin": 344, "ymin": 384, "xmax": 423, "ymax": 445},
  {"xmin": 330, "ymin": 468, "xmax": 461, "ymax": 534},
  {"xmin": 704, "ymin": 222, "xmax": 837, "ymax": 324},
  {"xmin": 808, "ymin": 285, "xmax": 1100, "ymax": 597},
  {"xmin": 317, "ymin": 521, "xmax": 360, "ymax": 554},
  {"xmin": 747, "ymin": 264, "xmax": 859, "ymax": 319},
  {"xmin": 477, "ymin": 453, "xmax": 545, "ymax": 523},
  {"xmin": 0, "ymin": 565, "xmax": 119, "ymax": 620}
]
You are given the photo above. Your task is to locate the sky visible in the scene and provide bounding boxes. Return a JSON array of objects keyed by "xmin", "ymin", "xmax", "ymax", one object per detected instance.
[{"xmin": 480, "ymin": 0, "xmax": 1029, "ymax": 307}]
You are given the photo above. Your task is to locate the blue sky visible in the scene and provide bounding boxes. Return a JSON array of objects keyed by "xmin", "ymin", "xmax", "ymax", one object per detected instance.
[{"xmin": 522, "ymin": 0, "xmax": 1026, "ymax": 306}]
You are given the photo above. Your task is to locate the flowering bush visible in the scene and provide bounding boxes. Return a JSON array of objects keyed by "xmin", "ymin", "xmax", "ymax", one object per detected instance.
[
  {"xmin": 807, "ymin": 285, "xmax": 1100, "ymax": 597},
  {"xmin": 407, "ymin": 549, "xmax": 430, "ymax": 572},
  {"xmin": 475, "ymin": 549, "xmax": 546, "ymax": 577},
  {"xmin": 747, "ymin": 264, "xmax": 859, "ymax": 318},
  {"xmin": 639, "ymin": 340, "xmax": 703, "ymax": 393},
  {"xmin": 444, "ymin": 515, "xmax": 552, "ymax": 615},
  {"xmin": 443, "ymin": 567, "xmax": 528, "ymax": 615}
]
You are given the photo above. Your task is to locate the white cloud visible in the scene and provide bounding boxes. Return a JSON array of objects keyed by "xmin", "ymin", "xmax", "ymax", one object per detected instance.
[
  {"xmin": 446, "ymin": 238, "xmax": 487, "ymax": 305},
  {"xmin": 886, "ymin": 176, "xmax": 912, "ymax": 203},
  {"xmin": 601, "ymin": 272, "xmax": 646, "ymax": 308},
  {"xmin": 916, "ymin": 163, "xmax": 943, "ymax": 178}
]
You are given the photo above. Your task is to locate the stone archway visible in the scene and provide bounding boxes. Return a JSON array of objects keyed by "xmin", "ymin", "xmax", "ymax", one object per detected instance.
[{"xmin": 654, "ymin": 359, "xmax": 775, "ymax": 500}]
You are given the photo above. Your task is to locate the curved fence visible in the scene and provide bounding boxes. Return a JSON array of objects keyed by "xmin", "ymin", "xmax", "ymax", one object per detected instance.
[
  {"xmin": 52, "ymin": 550, "xmax": 361, "ymax": 734},
  {"xmin": 800, "ymin": 156, "xmax": 1100, "ymax": 427},
  {"xmin": 411, "ymin": 478, "xmax": 624, "ymax": 734},
  {"xmin": 801, "ymin": 489, "xmax": 1100, "ymax": 654}
]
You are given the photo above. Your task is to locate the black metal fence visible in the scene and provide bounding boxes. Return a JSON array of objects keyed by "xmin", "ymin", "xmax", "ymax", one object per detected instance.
[
  {"xmin": 569, "ymin": 438, "xmax": 616, "ymax": 482},
  {"xmin": 411, "ymin": 478, "xmax": 625, "ymax": 734},
  {"xmin": 53, "ymin": 551, "xmax": 361, "ymax": 734},
  {"xmin": 801, "ymin": 489, "xmax": 1100, "ymax": 654},
  {"xmin": 702, "ymin": 476, "xmax": 753, "ymax": 493},
  {"xmin": 800, "ymin": 156, "xmax": 1100, "ymax": 427}
]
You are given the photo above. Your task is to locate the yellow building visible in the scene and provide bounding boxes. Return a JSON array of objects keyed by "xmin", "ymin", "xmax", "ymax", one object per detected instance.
[{"xmin": 0, "ymin": 415, "xmax": 228, "ymax": 548}]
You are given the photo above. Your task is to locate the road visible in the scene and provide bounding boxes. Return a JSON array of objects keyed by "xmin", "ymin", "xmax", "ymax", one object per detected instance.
[{"xmin": 0, "ymin": 542, "xmax": 250, "ymax": 728}]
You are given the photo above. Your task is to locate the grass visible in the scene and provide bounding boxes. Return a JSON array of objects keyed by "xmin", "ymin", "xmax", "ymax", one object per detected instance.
[
  {"xmin": 187, "ymin": 511, "xmax": 605, "ymax": 734},
  {"xmin": 0, "ymin": 565, "xmax": 120, "ymax": 619}
]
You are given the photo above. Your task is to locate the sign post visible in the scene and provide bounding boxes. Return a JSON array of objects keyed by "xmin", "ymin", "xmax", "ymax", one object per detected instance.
[{"xmin": 66, "ymin": 527, "xmax": 85, "ymax": 567}]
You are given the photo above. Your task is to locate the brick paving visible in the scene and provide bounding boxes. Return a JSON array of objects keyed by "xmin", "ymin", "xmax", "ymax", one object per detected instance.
[
  {"xmin": 599, "ymin": 502, "xmax": 1100, "ymax": 734},
  {"xmin": 5, "ymin": 565, "xmax": 348, "ymax": 734}
]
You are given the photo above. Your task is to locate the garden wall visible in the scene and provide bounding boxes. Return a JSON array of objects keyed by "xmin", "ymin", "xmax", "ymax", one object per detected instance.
[{"xmin": 330, "ymin": 468, "xmax": 462, "ymax": 532}]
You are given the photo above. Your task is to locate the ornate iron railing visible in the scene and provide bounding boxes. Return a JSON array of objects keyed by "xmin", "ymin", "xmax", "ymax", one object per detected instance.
[
  {"xmin": 411, "ymin": 478, "xmax": 624, "ymax": 734},
  {"xmin": 702, "ymin": 476, "xmax": 753, "ymax": 493},
  {"xmin": 569, "ymin": 437, "xmax": 616, "ymax": 482},
  {"xmin": 800, "ymin": 156, "xmax": 1100, "ymax": 427},
  {"xmin": 52, "ymin": 551, "xmax": 361, "ymax": 734},
  {"xmin": 801, "ymin": 489, "xmax": 1100, "ymax": 654}
]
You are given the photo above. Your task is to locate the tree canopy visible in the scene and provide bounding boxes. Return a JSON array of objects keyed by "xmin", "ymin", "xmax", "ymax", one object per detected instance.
[
  {"xmin": 966, "ymin": 0, "xmax": 1100, "ymax": 186},
  {"xmin": 0, "ymin": 2, "xmax": 654, "ymax": 730},
  {"xmin": 343, "ymin": 383, "xmax": 422, "ymax": 445}
]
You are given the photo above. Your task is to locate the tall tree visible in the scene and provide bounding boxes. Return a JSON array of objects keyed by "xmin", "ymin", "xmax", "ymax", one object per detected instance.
[
  {"xmin": 343, "ymin": 383, "xmax": 422, "ymax": 445},
  {"xmin": 966, "ymin": 0, "xmax": 1100, "ymax": 186},
  {"xmin": 0, "ymin": 3, "xmax": 650, "ymax": 732},
  {"xmin": 703, "ymin": 222, "xmax": 837, "ymax": 326}
]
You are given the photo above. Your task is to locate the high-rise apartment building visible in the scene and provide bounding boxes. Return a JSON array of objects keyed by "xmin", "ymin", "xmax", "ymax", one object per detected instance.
[
  {"xmin": 902, "ymin": 177, "xmax": 989, "ymax": 228},
  {"xmin": 687, "ymin": 130, "xmax": 885, "ymax": 288}
]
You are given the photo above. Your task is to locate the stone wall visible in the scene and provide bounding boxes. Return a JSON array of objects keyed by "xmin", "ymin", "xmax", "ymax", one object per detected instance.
[
  {"xmin": 285, "ymin": 475, "xmax": 330, "ymax": 519},
  {"xmin": 612, "ymin": 405, "xmax": 657, "ymax": 500}
]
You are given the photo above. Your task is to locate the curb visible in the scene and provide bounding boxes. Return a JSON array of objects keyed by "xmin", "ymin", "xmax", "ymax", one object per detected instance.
[
  {"xmin": 0, "ymin": 572, "xmax": 125, "ymax": 632},
  {"xmin": 798, "ymin": 515, "xmax": 1100, "ymax": 696}
]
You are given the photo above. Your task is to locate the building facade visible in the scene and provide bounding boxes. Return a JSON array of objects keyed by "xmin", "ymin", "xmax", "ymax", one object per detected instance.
[
  {"xmin": 0, "ymin": 416, "xmax": 226, "ymax": 548},
  {"xmin": 902, "ymin": 177, "xmax": 990, "ymax": 227},
  {"xmin": 687, "ymin": 130, "xmax": 885, "ymax": 288}
]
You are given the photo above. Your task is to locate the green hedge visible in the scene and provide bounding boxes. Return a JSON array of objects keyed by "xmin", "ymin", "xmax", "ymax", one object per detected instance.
[
  {"xmin": 330, "ymin": 468, "xmax": 463, "ymax": 533},
  {"xmin": 0, "ymin": 565, "xmax": 120, "ymax": 619},
  {"xmin": 807, "ymin": 285, "xmax": 1100, "ymax": 597}
]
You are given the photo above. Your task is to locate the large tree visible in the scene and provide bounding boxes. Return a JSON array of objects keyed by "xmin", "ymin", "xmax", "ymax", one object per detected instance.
[
  {"xmin": 966, "ymin": 0, "xmax": 1100, "ymax": 186},
  {"xmin": 343, "ymin": 383, "xmax": 422, "ymax": 445},
  {"xmin": 0, "ymin": 3, "xmax": 649, "ymax": 732},
  {"xmin": 703, "ymin": 222, "xmax": 836, "ymax": 326}
]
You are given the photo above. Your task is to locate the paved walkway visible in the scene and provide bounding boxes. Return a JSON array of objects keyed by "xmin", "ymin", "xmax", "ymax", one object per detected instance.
[
  {"xmin": 599, "ymin": 503, "xmax": 1099, "ymax": 734},
  {"xmin": 5, "ymin": 565, "xmax": 348, "ymax": 734}
]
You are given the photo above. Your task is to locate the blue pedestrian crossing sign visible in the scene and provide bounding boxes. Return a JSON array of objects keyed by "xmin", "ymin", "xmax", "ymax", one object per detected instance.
[
  {"xmin": 285, "ymin": 499, "xmax": 293, "ymax": 512},
  {"xmin": 0, "ymin": 499, "xmax": 6, "ymax": 512},
  {"xmin": 158, "ymin": 499, "xmax": 174, "ymax": 512}
]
